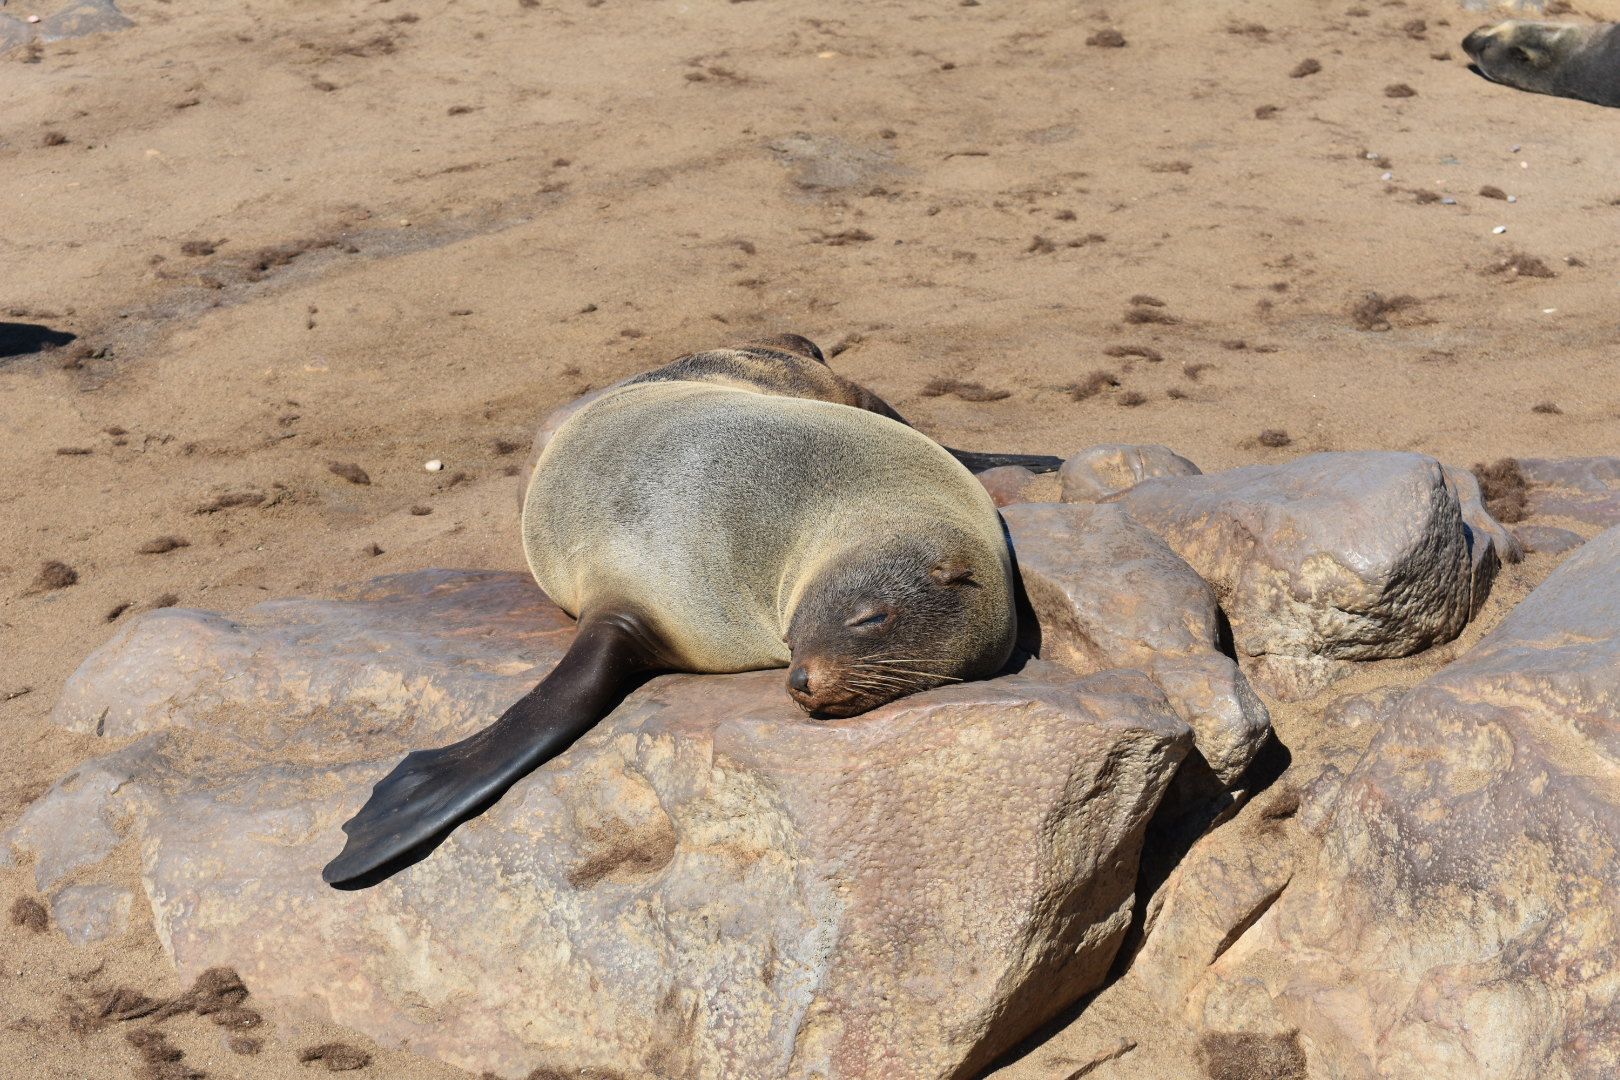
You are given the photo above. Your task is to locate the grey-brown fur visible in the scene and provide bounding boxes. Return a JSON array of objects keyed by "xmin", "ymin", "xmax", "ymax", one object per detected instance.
[
  {"xmin": 1463, "ymin": 20, "xmax": 1620, "ymax": 107},
  {"xmin": 520, "ymin": 337, "xmax": 1060, "ymax": 512},
  {"xmin": 522, "ymin": 377, "xmax": 1016, "ymax": 715}
]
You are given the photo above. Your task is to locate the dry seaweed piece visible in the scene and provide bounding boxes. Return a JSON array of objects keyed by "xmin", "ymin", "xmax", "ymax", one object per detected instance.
[
  {"xmin": 1348, "ymin": 292, "xmax": 1420, "ymax": 331},
  {"xmin": 10, "ymin": 896, "xmax": 48, "ymax": 932},
  {"xmin": 1066, "ymin": 371, "xmax": 1120, "ymax": 401},
  {"xmin": 920, "ymin": 378, "xmax": 1011, "ymax": 402},
  {"xmin": 32, "ymin": 561, "xmax": 78, "ymax": 591},
  {"xmin": 1259, "ymin": 429, "xmax": 1292, "ymax": 447},
  {"xmin": 1103, "ymin": 344, "xmax": 1164, "ymax": 361},
  {"xmin": 95, "ymin": 987, "xmax": 163, "ymax": 1022},
  {"xmin": 299, "ymin": 1042, "xmax": 372, "ymax": 1071},
  {"xmin": 328, "ymin": 462, "xmax": 372, "ymax": 485},
  {"xmin": 1472, "ymin": 458, "xmax": 1529, "ymax": 523},
  {"xmin": 137, "ymin": 537, "xmax": 190, "ymax": 555},
  {"xmin": 1488, "ymin": 253, "xmax": 1556, "ymax": 279},
  {"xmin": 194, "ymin": 490, "xmax": 267, "ymax": 514}
]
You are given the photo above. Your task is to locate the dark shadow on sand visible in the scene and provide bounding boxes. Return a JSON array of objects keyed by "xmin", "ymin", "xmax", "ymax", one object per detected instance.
[{"xmin": 0, "ymin": 322, "xmax": 76, "ymax": 359}]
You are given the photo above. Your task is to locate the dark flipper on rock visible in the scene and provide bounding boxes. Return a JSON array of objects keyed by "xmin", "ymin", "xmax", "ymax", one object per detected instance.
[
  {"xmin": 945, "ymin": 448, "xmax": 1065, "ymax": 474},
  {"xmin": 322, "ymin": 610, "xmax": 668, "ymax": 889}
]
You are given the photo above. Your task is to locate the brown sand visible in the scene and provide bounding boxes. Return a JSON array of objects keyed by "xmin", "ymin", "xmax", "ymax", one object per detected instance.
[{"xmin": 2, "ymin": 0, "xmax": 1617, "ymax": 1076}]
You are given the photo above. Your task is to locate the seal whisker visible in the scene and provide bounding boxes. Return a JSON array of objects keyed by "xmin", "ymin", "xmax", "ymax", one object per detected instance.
[{"xmin": 855, "ymin": 661, "xmax": 964, "ymax": 683}]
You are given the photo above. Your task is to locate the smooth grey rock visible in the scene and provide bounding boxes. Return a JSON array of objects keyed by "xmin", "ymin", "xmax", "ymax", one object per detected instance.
[
  {"xmin": 1519, "ymin": 456, "xmax": 1620, "ymax": 528},
  {"xmin": 27, "ymin": 570, "xmax": 1192, "ymax": 1080},
  {"xmin": 1512, "ymin": 523, "xmax": 1584, "ymax": 555},
  {"xmin": 1004, "ymin": 502, "xmax": 1269, "ymax": 787},
  {"xmin": 1177, "ymin": 524, "xmax": 1620, "ymax": 1079},
  {"xmin": 1114, "ymin": 452, "xmax": 1505, "ymax": 700},
  {"xmin": 1059, "ymin": 444, "xmax": 1202, "ymax": 504},
  {"xmin": 51, "ymin": 885, "xmax": 133, "ymax": 945},
  {"xmin": 5, "ymin": 758, "xmax": 127, "ymax": 891}
]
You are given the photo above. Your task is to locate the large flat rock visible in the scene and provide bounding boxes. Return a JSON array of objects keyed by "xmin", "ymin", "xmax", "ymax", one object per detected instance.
[
  {"xmin": 1112, "ymin": 451, "xmax": 1508, "ymax": 699},
  {"xmin": 11, "ymin": 570, "xmax": 1193, "ymax": 1080},
  {"xmin": 1152, "ymin": 524, "xmax": 1620, "ymax": 1078}
]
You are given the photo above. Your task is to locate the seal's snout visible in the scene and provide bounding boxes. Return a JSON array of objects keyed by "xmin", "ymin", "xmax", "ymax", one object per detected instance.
[
  {"xmin": 786, "ymin": 657, "xmax": 859, "ymax": 716},
  {"xmin": 1462, "ymin": 27, "xmax": 1492, "ymax": 58}
]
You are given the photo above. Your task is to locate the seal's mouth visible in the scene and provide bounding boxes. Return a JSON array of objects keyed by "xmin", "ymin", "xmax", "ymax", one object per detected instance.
[{"xmin": 786, "ymin": 660, "xmax": 883, "ymax": 718}]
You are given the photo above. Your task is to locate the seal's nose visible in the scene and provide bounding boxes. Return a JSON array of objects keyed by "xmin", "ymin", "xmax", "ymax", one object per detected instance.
[
  {"xmin": 1462, "ymin": 28, "xmax": 1489, "ymax": 57},
  {"xmin": 788, "ymin": 665, "xmax": 811, "ymax": 694}
]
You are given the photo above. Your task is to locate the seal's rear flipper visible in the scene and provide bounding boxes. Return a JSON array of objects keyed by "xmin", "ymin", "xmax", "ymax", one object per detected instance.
[
  {"xmin": 321, "ymin": 612, "xmax": 666, "ymax": 889},
  {"xmin": 946, "ymin": 448, "xmax": 1065, "ymax": 475}
]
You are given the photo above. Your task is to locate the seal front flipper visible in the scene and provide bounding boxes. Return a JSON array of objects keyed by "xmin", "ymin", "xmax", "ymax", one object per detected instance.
[
  {"xmin": 943, "ymin": 448, "xmax": 1065, "ymax": 475},
  {"xmin": 321, "ymin": 610, "xmax": 668, "ymax": 889}
]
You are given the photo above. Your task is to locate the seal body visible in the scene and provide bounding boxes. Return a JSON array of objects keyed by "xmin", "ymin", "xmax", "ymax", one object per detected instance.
[
  {"xmin": 324, "ymin": 339, "xmax": 1024, "ymax": 887},
  {"xmin": 524, "ymin": 379, "xmax": 1016, "ymax": 688},
  {"xmin": 1463, "ymin": 21, "xmax": 1620, "ymax": 107}
]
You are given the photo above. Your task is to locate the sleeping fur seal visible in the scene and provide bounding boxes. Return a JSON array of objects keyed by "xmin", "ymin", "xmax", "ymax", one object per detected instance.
[
  {"xmin": 1462, "ymin": 20, "xmax": 1620, "ymax": 107},
  {"xmin": 323, "ymin": 336, "xmax": 1024, "ymax": 887}
]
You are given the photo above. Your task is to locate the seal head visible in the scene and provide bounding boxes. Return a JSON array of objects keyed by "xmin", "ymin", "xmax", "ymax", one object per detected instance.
[
  {"xmin": 1462, "ymin": 21, "xmax": 1620, "ymax": 107},
  {"xmin": 784, "ymin": 527, "xmax": 1013, "ymax": 717}
]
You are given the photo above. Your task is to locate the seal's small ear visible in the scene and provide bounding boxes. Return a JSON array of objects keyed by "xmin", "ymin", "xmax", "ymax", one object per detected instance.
[{"xmin": 930, "ymin": 561, "xmax": 977, "ymax": 587}]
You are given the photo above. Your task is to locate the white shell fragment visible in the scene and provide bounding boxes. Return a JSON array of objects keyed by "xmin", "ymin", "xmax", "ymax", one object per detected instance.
[
  {"xmin": 1492, "ymin": 226, "xmax": 1508, "ymax": 234},
  {"xmin": 425, "ymin": 459, "xmax": 444, "ymax": 472}
]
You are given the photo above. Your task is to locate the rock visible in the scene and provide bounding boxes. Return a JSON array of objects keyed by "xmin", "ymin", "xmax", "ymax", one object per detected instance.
[
  {"xmin": 18, "ymin": 570, "xmax": 1193, "ymax": 1080},
  {"xmin": 1512, "ymin": 523, "xmax": 1584, "ymax": 555},
  {"xmin": 1059, "ymin": 444, "xmax": 1201, "ymax": 504},
  {"xmin": 1442, "ymin": 463, "xmax": 1523, "ymax": 612},
  {"xmin": 51, "ymin": 885, "xmax": 133, "ymax": 945},
  {"xmin": 976, "ymin": 465, "xmax": 1056, "ymax": 507},
  {"xmin": 0, "ymin": 0, "xmax": 132, "ymax": 54},
  {"xmin": 1519, "ymin": 455, "xmax": 1620, "ymax": 528},
  {"xmin": 1168, "ymin": 524, "xmax": 1620, "ymax": 1078},
  {"xmin": 1114, "ymin": 452, "xmax": 1505, "ymax": 700},
  {"xmin": 1004, "ymin": 502, "xmax": 1269, "ymax": 788},
  {"xmin": 51, "ymin": 570, "xmax": 576, "ymax": 748},
  {"xmin": 6, "ymin": 757, "xmax": 125, "ymax": 890}
]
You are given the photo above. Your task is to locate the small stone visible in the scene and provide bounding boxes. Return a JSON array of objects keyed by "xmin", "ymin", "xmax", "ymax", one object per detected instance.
[
  {"xmin": 425, "ymin": 459, "xmax": 444, "ymax": 472},
  {"xmin": 1507, "ymin": 195, "xmax": 1518, "ymax": 203},
  {"xmin": 1493, "ymin": 226, "xmax": 1508, "ymax": 234}
]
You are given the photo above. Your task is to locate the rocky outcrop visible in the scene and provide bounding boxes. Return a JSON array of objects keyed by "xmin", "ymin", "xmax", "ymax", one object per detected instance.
[
  {"xmin": 11, "ymin": 570, "xmax": 1192, "ymax": 1080},
  {"xmin": 1003, "ymin": 502, "xmax": 1269, "ymax": 789},
  {"xmin": 1140, "ymin": 524, "xmax": 1620, "ymax": 1079},
  {"xmin": 1113, "ymin": 451, "xmax": 1509, "ymax": 699}
]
